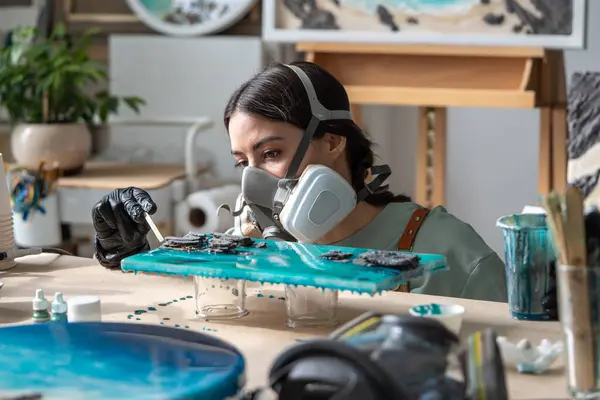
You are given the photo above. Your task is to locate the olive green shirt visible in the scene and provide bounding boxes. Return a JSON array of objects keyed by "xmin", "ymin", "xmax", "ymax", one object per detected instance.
[{"xmin": 334, "ymin": 203, "xmax": 507, "ymax": 302}]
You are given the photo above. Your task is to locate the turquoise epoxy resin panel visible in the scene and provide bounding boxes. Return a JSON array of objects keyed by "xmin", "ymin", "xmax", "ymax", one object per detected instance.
[
  {"xmin": 0, "ymin": 323, "xmax": 245, "ymax": 399},
  {"xmin": 121, "ymin": 238, "xmax": 447, "ymax": 294}
]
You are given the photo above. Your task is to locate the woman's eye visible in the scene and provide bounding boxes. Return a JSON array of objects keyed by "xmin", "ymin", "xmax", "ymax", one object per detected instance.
[
  {"xmin": 263, "ymin": 150, "xmax": 280, "ymax": 160},
  {"xmin": 234, "ymin": 160, "xmax": 248, "ymax": 169}
]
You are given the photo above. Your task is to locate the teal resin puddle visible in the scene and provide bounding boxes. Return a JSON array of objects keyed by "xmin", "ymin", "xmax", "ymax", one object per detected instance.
[
  {"xmin": 0, "ymin": 323, "xmax": 244, "ymax": 400},
  {"xmin": 411, "ymin": 303, "xmax": 443, "ymax": 316},
  {"xmin": 121, "ymin": 238, "xmax": 447, "ymax": 295}
]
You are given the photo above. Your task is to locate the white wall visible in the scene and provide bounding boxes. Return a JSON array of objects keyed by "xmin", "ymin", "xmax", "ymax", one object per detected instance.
[
  {"xmin": 0, "ymin": 5, "xmax": 39, "ymax": 32},
  {"xmin": 109, "ymin": 36, "xmax": 263, "ymax": 182}
]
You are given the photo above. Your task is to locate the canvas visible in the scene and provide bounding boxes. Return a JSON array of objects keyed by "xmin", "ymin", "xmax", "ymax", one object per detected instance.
[
  {"xmin": 263, "ymin": 0, "xmax": 587, "ymax": 49},
  {"xmin": 127, "ymin": 0, "xmax": 256, "ymax": 36},
  {"xmin": 121, "ymin": 238, "xmax": 447, "ymax": 294}
]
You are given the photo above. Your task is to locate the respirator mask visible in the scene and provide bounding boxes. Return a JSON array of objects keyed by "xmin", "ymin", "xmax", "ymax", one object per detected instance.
[{"xmin": 234, "ymin": 64, "xmax": 391, "ymax": 243}]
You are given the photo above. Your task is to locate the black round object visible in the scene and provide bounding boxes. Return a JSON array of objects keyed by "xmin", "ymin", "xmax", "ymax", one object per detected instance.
[{"xmin": 269, "ymin": 340, "xmax": 410, "ymax": 400}]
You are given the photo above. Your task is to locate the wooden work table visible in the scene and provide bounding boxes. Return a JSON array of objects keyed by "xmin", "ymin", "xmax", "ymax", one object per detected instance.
[{"xmin": 0, "ymin": 254, "xmax": 566, "ymax": 399}]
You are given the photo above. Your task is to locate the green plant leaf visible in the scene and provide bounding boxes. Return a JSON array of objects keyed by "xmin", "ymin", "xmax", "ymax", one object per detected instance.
[
  {"xmin": 0, "ymin": 25, "xmax": 145, "ymax": 124},
  {"xmin": 123, "ymin": 96, "xmax": 146, "ymax": 114},
  {"xmin": 51, "ymin": 23, "xmax": 66, "ymax": 39}
]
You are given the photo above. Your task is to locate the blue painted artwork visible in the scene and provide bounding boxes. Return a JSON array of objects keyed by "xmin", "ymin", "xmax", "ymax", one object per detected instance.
[
  {"xmin": 0, "ymin": 323, "xmax": 245, "ymax": 399},
  {"xmin": 269, "ymin": 0, "xmax": 585, "ymax": 49},
  {"xmin": 497, "ymin": 214, "xmax": 555, "ymax": 321},
  {"xmin": 121, "ymin": 238, "xmax": 447, "ymax": 294}
]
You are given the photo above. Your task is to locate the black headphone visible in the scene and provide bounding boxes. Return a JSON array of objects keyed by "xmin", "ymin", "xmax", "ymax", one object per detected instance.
[{"xmin": 269, "ymin": 339, "xmax": 410, "ymax": 399}]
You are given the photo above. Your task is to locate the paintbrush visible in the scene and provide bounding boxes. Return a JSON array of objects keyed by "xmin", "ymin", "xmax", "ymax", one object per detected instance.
[
  {"xmin": 144, "ymin": 212, "xmax": 165, "ymax": 243},
  {"xmin": 543, "ymin": 192, "xmax": 568, "ymax": 264},
  {"xmin": 544, "ymin": 188, "xmax": 596, "ymax": 391}
]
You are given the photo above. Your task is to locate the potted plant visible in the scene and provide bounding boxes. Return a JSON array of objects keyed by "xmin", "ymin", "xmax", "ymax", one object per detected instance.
[{"xmin": 0, "ymin": 24, "xmax": 145, "ymax": 175}]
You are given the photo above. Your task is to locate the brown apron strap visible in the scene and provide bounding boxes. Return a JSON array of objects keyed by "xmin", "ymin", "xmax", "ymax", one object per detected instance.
[{"xmin": 395, "ymin": 207, "xmax": 430, "ymax": 293}]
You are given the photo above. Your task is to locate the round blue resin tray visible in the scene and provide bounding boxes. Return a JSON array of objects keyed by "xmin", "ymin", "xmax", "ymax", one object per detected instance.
[{"xmin": 0, "ymin": 322, "xmax": 245, "ymax": 399}]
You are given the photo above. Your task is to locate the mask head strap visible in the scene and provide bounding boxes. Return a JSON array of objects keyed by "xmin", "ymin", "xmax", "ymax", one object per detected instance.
[
  {"xmin": 272, "ymin": 64, "xmax": 392, "ymax": 218},
  {"xmin": 283, "ymin": 64, "xmax": 353, "ymax": 180}
]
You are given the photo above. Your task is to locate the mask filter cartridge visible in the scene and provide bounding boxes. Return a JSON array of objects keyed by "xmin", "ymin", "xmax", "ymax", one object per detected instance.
[{"xmin": 280, "ymin": 165, "xmax": 357, "ymax": 243}]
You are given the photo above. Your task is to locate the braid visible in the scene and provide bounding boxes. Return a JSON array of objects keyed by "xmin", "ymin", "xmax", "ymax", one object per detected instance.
[{"xmin": 346, "ymin": 126, "xmax": 411, "ymax": 205}]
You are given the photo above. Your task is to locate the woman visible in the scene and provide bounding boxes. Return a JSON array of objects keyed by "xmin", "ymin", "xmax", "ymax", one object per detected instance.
[{"xmin": 92, "ymin": 61, "xmax": 507, "ymax": 303}]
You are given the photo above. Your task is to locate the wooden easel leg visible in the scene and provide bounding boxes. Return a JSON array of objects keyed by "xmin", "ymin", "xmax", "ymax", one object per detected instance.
[
  {"xmin": 416, "ymin": 107, "xmax": 430, "ymax": 207},
  {"xmin": 539, "ymin": 107, "xmax": 552, "ymax": 196},
  {"xmin": 552, "ymin": 106, "xmax": 568, "ymax": 194},
  {"xmin": 539, "ymin": 49, "xmax": 567, "ymax": 196},
  {"xmin": 431, "ymin": 108, "xmax": 447, "ymax": 207}
]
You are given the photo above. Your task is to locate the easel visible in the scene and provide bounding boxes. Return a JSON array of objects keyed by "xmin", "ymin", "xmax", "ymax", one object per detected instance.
[{"xmin": 298, "ymin": 43, "xmax": 567, "ymax": 208}]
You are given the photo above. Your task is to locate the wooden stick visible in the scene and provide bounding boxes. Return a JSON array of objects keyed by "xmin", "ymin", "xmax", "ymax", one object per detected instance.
[
  {"xmin": 144, "ymin": 212, "xmax": 164, "ymax": 243},
  {"xmin": 565, "ymin": 187, "xmax": 588, "ymax": 266},
  {"xmin": 543, "ymin": 192, "xmax": 568, "ymax": 264},
  {"xmin": 561, "ymin": 187, "xmax": 596, "ymax": 391}
]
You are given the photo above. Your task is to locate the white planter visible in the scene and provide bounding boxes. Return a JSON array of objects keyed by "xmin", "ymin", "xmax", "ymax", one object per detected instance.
[
  {"xmin": 13, "ymin": 193, "xmax": 62, "ymax": 248},
  {"xmin": 11, "ymin": 123, "xmax": 92, "ymax": 173}
]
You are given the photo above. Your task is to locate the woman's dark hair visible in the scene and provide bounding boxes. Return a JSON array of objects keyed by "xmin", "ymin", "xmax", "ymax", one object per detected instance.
[{"xmin": 223, "ymin": 61, "xmax": 410, "ymax": 206}]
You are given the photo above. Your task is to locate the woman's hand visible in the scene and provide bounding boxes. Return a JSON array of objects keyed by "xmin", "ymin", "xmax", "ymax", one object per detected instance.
[{"xmin": 92, "ymin": 187, "xmax": 157, "ymax": 269}]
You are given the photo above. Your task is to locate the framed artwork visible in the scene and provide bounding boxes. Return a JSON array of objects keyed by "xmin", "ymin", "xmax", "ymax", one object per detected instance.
[
  {"xmin": 263, "ymin": 0, "xmax": 587, "ymax": 49},
  {"xmin": 126, "ymin": 0, "xmax": 257, "ymax": 37},
  {"xmin": 0, "ymin": 0, "xmax": 33, "ymax": 5}
]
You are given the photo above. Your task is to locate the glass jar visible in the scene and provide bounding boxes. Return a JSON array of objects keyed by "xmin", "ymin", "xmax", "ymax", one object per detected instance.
[
  {"xmin": 194, "ymin": 276, "xmax": 248, "ymax": 320},
  {"xmin": 284, "ymin": 285, "xmax": 338, "ymax": 328}
]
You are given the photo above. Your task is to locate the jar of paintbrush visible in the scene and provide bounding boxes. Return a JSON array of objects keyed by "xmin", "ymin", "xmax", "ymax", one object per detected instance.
[
  {"xmin": 544, "ymin": 187, "xmax": 600, "ymax": 398},
  {"xmin": 496, "ymin": 213, "xmax": 556, "ymax": 321}
]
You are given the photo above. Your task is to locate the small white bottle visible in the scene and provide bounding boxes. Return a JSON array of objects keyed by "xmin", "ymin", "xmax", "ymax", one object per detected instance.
[
  {"xmin": 32, "ymin": 289, "xmax": 51, "ymax": 323},
  {"xmin": 67, "ymin": 296, "xmax": 101, "ymax": 322},
  {"xmin": 51, "ymin": 292, "xmax": 68, "ymax": 323}
]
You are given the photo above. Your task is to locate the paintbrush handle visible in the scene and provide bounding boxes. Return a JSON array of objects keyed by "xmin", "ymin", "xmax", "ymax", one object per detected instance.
[{"xmin": 144, "ymin": 212, "xmax": 165, "ymax": 243}]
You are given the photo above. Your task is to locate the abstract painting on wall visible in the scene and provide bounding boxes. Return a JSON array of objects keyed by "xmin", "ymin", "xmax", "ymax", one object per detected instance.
[
  {"xmin": 262, "ymin": 0, "xmax": 587, "ymax": 49},
  {"xmin": 127, "ymin": 0, "xmax": 256, "ymax": 37}
]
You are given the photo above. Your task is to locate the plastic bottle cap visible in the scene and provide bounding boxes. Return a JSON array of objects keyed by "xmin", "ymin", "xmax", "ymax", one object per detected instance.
[
  {"xmin": 67, "ymin": 296, "xmax": 101, "ymax": 322},
  {"xmin": 51, "ymin": 292, "xmax": 67, "ymax": 314},
  {"xmin": 32, "ymin": 289, "xmax": 49, "ymax": 311}
]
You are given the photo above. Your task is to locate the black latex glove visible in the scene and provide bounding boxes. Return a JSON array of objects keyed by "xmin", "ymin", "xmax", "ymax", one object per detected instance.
[{"xmin": 92, "ymin": 187, "xmax": 157, "ymax": 269}]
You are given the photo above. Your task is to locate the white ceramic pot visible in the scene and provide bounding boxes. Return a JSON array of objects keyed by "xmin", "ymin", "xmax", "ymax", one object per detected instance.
[{"xmin": 11, "ymin": 123, "xmax": 92, "ymax": 172}]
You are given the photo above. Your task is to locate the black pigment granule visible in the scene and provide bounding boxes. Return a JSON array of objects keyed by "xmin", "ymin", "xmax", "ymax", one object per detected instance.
[
  {"xmin": 161, "ymin": 232, "xmax": 266, "ymax": 255},
  {"xmin": 353, "ymin": 251, "xmax": 420, "ymax": 270},
  {"xmin": 320, "ymin": 250, "xmax": 354, "ymax": 261},
  {"xmin": 207, "ymin": 238, "xmax": 239, "ymax": 254},
  {"xmin": 162, "ymin": 232, "xmax": 208, "ymax": 249},
  {"xmin": 211, "ymin": 233, "xmax": 255, "ymax": 247}
]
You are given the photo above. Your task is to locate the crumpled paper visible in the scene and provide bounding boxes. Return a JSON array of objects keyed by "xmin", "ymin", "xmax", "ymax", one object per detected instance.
[{"xmin": 496, "ymin": 337, "xmax": 563, "ymax": 374}]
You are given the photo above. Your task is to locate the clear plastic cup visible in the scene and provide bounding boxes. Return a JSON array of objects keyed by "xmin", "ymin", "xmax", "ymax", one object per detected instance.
[
  {"xmin": 194, "ymin": 276, "xmax": 249, "ymax": 320},
  {"xmin": 285, "ymin": 285, "xmax": 338, "ymax": 329},
  {"xmin": 557, "ymin": 264, "xmax": 600, "ymax": 399}
]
